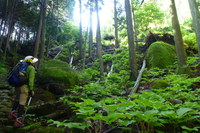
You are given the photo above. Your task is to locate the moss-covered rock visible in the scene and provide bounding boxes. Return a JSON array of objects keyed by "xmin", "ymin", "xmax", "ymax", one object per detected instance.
[
  {"xmin": 17, "ymin": 122, "xmax": 42, "ymax": 132},
  {"xmin": 41, "ymin": 90, "xmax": 56, "ymax": 102},
  {"xmin": 151, "ymin": 79, "xmax": 170, "ymax": 89},
  {"xmin": 37, "ymin": 60, "xmax": 80, "ymax": 90},
  {"xmin": 35, "ymin": 127, "xmax": 65, "ymax": 133},
  {"xmin": 146, "ymin": 41, "xmax": 176, "ymax": 68}
]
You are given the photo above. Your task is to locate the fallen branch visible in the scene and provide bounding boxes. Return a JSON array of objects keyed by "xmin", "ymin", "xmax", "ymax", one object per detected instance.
[
  {"xmin": 103, "ymin": 60, "xmax": 146, "ymax": 133},
  {"xmin": 127, "ymin": 60, "xmax": 146, "ymax": 101}
]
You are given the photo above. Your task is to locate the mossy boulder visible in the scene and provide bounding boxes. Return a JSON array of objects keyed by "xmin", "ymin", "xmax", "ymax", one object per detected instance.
[
  {"xmin": 37, "ymin": 60, "xmax": 80, "ymax": 90},
  {"xmin": 151, "ymin": 79, "xmax": 170, "ymax": 89},
  {"xmin": 35, "ymin": 127, "xmax": 65, "ymax": 133},
  {"xmin": 17, "ymin": 122, "xmax": 42, "ymax": 132},
  {"xmin": 146, "ymin": 41, "xmax": 176, "ymax": 68}
]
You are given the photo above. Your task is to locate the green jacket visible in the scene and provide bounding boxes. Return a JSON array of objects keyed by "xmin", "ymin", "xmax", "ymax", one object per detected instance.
[{"xmin": 22, "ymin": 64, "xmax": 35, "ymax": 90}]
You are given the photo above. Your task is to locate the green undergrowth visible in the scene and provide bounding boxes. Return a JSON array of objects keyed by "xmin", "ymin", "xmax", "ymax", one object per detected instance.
[
  {"xmin": 37, "ymin": 59, "xmax": 98, "ymax": 89},
  {"xmin": 0, "ymin": 60, "xmax": 9, "ymax": 88},
  {"xmin": 47, "ymin": 57, "xmax": 200, "ymax": 133}
]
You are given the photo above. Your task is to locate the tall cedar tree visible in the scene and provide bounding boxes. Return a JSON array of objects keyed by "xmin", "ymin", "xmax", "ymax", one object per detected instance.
[
  {"xmin": 170, "ymin": 0, "xmax": 187, "ymax": 73},
  {"xmin": 89, "ymin": 0, "xmax": 94, "ymax": 57},
  {"xmin": 39, "ymin": 0, "xmax": 47, "ymax": 65},
  {"xmin": 95, "ymin": 0, "xmax": 104, "ymax": 79},
  {"xmin": 79, "ymin": 0, "xmax": 83, "ymax": 60},
  {"xmin": 114, "ymin": 0, "xmax": 119, "ymax": 48},
  {"xmin": 4, "ymin": 0, "xmax": 18, "ymax": 57},
  {"xmin": 188, "ymin": 0, "xmax": 200, "ymax": 58},
  {"xmin": 0, "ymin": 0, "xmax": 8, "ymax": 50},
  {"xmin": 34, "ymin": 1, "xmax": 44, "ymax": 58},
  {"xmin": 125, "ymin": 0, "xmax": 138, "ymax": 80}
]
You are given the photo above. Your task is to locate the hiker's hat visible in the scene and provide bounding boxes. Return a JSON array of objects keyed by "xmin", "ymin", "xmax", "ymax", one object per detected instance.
[{"xmin": 24, "ymin": 56, "xmax": 38, "ymax": 64}]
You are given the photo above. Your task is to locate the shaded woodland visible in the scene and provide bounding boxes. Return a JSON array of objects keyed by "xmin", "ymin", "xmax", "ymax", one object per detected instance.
[{"xmin": 0, "ymin": 0, "xmax": 200, "ymax": 133}]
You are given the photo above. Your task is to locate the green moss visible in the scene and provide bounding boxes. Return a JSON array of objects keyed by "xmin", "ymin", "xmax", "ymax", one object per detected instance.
[
  {"xmin": 151, "ymin": 79, "xmax": 170, "ymax": 89},
  {"xmin": 17, "ymin": 122, "xmax": 41, "ymax": 132},
  {"xmin": 36, "ymin": 127, "xmax": 65, "ymax": 133},
  {"xmin": 41, "ymin": 90, "xmax": 56, "ymax": 101},
  {"xmin": 146, "ymin": 41, "xmax": 176, "ymax": 68},
  {"xmin": 37, "ymin": 60, "xmax": 80, "ymax": 88}
]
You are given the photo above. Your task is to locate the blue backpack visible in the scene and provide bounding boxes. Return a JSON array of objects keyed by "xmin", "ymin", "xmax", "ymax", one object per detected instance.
[{"xmin": 7, "ymin": 62, "xmax": 29, "ymax": 87}]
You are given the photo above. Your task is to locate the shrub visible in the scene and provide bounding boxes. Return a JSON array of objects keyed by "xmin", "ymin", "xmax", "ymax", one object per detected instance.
[{"xmin": 183, "ymin": 33, "xmax": 198, "ymax": 56}]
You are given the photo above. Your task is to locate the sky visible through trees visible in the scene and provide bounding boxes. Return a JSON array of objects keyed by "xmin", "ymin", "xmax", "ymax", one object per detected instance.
[{"xmin": 73, "ymin": 0, "xmax": 191, "ymax": 31}]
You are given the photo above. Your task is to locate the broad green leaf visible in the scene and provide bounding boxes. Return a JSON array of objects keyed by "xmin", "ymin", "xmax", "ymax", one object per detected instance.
[
  {"xmin": 102, "ymin": 113, "xmax": 126, "ymax": 124},
  {"xmin": 181, "ymin": 125, "xmax": 200, "ymax": 131},
  {"xmin": 63, "ymin": 122, "xmax": 90, "ymax": 130},
  {"xmin": 118, "ymin": 119, "xmax": 136, "ymax": 126},
  {"xmin": 177, "ymin": 108, "xmax": 192, "ymax": 116}
]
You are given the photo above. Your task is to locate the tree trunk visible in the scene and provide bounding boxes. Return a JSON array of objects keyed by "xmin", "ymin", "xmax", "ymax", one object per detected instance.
[
  {"xmin": 46, "ymin": 1, "xmax": 55, "ymax": 57},
  {"xmin": 132, "ymin": 6, "xmax": 138, "ymax": 50},
  {"xmin": 15, "ymin": 25, "xmax": 22, "ymax": 52},
  {"xmin": 0, "ymin": 0, "xmax": 7, "ymax": 35},
  {"xmin": 0, "ymin": 20, "xmax": 7, "ymax": 50},
  {"xmin": 83, "ymin": 26, "xmax": 89, "ymax": 69},
  {"xmin": 4, "ymin": 0, "xmax": 18, "ymax": 56},
  {"xmin": 34, "ymin": 1, "xmax": 44, "ymax": 58},
  {"xmin": 114, "ymin": 0, "xmax": 119, "ymax": 48},
  {"xmin": 56, "ymin": 0, "xmax": 59, "ymax": 41},
  {"xmin": 95, "ymin": 0, "xmax": 104, "ymax": 79},
  {"xmin": 39, "ymin": 0, "xmax": 47, "ymax": 65},
  {"xmin": 89, "ymin": 0, "xmax": 93, "ymax": 57},
  {"xmin": 0, "ymin": 20, "xmax": 4, "ymax": 37},
  {"xmin": 188, "ymin": 0, "xmax": 200, "ymax": 58},
  {"xmin": 124, "ymin": 0, "xmax": 138, "ymax": 80},
  {"xmin": 79, "ymin": 0, "xmax": 83, "ymax": 60},
  {"xmin": 170, "ymin": 0, "xmax": 187, "ymax": 72}
]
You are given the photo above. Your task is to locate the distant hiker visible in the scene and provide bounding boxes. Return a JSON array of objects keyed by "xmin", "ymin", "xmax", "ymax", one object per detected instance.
[{"xmin": 8, "ymin": 56, "xmax": 38, "ymax": 127}]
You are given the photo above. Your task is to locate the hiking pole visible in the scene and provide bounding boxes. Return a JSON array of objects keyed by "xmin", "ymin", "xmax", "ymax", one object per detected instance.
[{"xmin": 22, "ymin": 96, "xmax": 32, "ymax": 123}]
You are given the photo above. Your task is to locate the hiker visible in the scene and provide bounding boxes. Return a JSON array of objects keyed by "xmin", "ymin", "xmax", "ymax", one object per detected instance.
[{"xmin": 8, "ymin": 56, "xmax": 38, "ymax": 127}]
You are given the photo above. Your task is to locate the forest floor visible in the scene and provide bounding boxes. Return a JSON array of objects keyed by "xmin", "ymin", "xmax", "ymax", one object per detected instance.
[
  {"xmin": 0, "ymin": 87, "xmax": 66, "ymax": 133},
  {"xmin": 0, "ymin": 88, "xmax": 17, "ymax": 132}
]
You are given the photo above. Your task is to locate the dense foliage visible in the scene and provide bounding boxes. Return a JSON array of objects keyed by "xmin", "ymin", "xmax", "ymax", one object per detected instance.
[{"xmin": 0, "ymin": 0, "xmax": 199, "ymax": 133}]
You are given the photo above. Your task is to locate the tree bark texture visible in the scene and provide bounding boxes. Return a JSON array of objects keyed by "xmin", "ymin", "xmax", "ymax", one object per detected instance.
[
  {"xmin": 95, "ymin": 0, "xmax": 104, "ymax": 79},
  {"xmin": 89, "ymin": 0, "xmax": 93, "ymax": 57},
  {"xmin": 39, "ymin": 0, "xmax": 47, "ymax": 65},
  {"xmin": 79, "ymin": 0, "xmax": 83, "ymax": 60},
  {"xmin": 170, "ymin": 0, "xmax": 187, "ymax": 67},
  {"xmin": 4, "ymin": 0, "xmax": 18, "ymax": 56},
  {"xmin": 132, "ymin": 6, "xmax": 138, "ymax": 50},
  {"xmin": 188, "ymin": 0, "xmax": 200, "ymax": 58},
  {"xmin": 34, "ymin": 1, "xmax": 44, "ymax": 58},
  {"xmin": 125, "ymin": 0, "xmax": 138, "ymax": 80},
  {"xmin": 114, "ymin": 0, "xmax": 119, "ymax": 48}
]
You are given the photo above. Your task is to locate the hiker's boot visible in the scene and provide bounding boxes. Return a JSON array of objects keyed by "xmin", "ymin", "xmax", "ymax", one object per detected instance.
[
  {"xmin": 14, "ymin": 104, "xmax": 25, "ymax": 127},
  {"xmin": 8, "ymin": 111, "xmax": 17, "ymax": 119},
  {"xmin": 14, "ymin": 117, "xmax": 24, "ymax": 127},
  {"xmin": 8, "ymin": 101, "xmax": 19, "ymax": 119}
]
